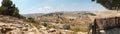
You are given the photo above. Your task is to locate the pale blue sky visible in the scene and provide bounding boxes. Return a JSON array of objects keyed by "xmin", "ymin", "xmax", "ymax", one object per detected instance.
[{"xmin": 0, "ymin": 0, "xmax": 107, "ymax": 14}]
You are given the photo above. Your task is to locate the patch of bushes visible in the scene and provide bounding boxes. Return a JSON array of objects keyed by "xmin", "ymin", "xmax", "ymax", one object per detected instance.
[
  {"xmin": 43, "ymin": 22, "xmax": 49, "ymax": 27},
  {"xmin": 0, "ymin": 0, "xmax": 24, "ymax": 18},
  {"xmin": 26, "ymin": 17, "xmax": 38, "ymax": 24}
]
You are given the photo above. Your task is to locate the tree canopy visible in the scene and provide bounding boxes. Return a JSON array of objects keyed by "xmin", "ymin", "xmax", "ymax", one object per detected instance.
[
  {"xmin": 92, "ymin": 0, "xmax": 120, "ymax": 10},
  {"xmin": 0, "ymin": 0, "xmax": 22, "ymax": 18}
]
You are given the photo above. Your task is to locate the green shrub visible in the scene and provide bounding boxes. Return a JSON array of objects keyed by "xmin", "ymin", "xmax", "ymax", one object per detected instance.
[
  {"xmin": 0, "ymin": 0, "xmax": 22, "ymax": 18},
  {"xmin": 27, "ymin": 17, "xmax": 36, "ymax": 23},
  {"xmin": 43, "ymin": 22, "xmax": 49, "ymax": 27}
]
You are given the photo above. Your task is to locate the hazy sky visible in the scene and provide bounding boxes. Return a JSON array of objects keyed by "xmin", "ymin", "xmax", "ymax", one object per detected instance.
[{"xmin": 0, "ymin": 0, "xmax": 107, "ymax": 14}]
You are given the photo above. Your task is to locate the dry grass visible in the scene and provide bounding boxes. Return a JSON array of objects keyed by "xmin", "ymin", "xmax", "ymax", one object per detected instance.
[{"xmin": 71, "ymin": 25, "xmax": 89, "ymax": 32}]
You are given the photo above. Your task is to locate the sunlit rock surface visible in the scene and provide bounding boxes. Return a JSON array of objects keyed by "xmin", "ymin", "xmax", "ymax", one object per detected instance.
[{"xmin": 0, "ymin": 11, "xmax": 120, "ymax": 34}]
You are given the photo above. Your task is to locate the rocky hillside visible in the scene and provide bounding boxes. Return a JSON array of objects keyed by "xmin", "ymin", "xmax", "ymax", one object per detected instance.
[
  {"xmin": 30, "ymin": 11, "xmax": 120, "ymax": 34},
  {"xmin": 31, "ymin": 11, "xmax": 97, "ymax": 34},
  {"xmin": 0, "ymin": 11, "xmax": 120, "ymax": 34},
  {"xmin": 0, "ymin": 15, "xmax": 43, "ymax": 34},
  {"xmin": 0, "ymin": 11, "xmax": 95, "ymax": 34}
]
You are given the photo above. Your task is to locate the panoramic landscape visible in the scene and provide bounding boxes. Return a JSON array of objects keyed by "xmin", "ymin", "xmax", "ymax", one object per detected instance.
[{"xmin": 0, "ymin": 0, "xmax": 120, "ymax": 34}]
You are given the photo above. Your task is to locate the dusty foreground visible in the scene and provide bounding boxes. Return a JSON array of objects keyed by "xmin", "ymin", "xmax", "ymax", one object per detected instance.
[{"xmin": 0, "ymin": 11, "xmax": 120, "ymax": 34}]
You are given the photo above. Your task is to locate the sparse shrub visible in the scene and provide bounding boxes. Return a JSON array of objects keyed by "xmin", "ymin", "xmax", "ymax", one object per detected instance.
[
  {"xmin": 71, "ymin": 25, "xmax": 88, "ymax": 32},
  {"xmin": 43, "ymin": 22, "xmax": 49, "ymax": 27},
  {"xmin": 47, "ymin": 25, "xmax": 55, "ymax": 29},
  {"xmin": 88, "ymin": 23, "xmax": 92, "ymax": 31},
  {"xmin": 71, "ymin": 26, "xmax": 81, "ymax": 32},
  {"xmin": 27, "ymin": 17, "xmax": 37, "ymax": 24}
]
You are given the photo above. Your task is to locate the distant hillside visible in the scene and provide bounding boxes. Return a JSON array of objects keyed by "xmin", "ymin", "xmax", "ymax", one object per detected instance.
[
  {"xmin": 22, "ymin": 13, "xmax": 46, "ymax": 18},
  {"xmin": 23, "ymin": 11, "xmax": 96, "ymax": 17}
]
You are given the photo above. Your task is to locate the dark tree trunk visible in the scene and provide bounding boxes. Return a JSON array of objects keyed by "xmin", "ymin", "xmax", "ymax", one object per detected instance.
[{"xmin": 92, "ymin": 19, "xmax": 97, "ymax": 34}]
